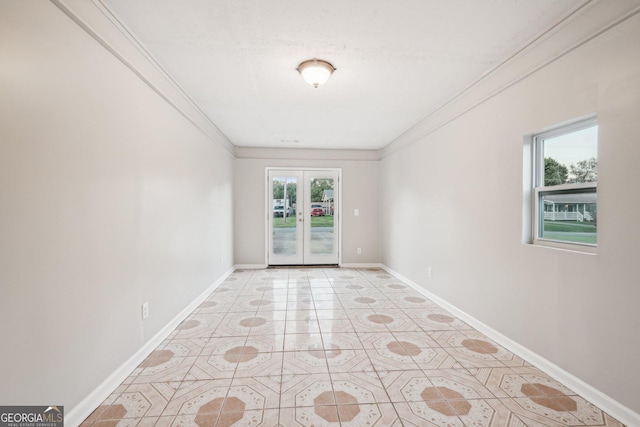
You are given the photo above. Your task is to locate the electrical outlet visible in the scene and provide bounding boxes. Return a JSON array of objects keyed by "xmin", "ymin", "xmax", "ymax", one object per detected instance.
[
  {"xmin": 357, "ymin": 248, "xmax": 362, "ymax": 254},
  {"xmin": 141, "ymin": 302, "xmax": 149, "ymax": 320}
]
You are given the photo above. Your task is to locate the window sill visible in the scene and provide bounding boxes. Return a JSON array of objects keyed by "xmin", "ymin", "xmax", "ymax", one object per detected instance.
[{"xmin": 529, "ymin": 239, "xmax": 597, "ymax": 255}]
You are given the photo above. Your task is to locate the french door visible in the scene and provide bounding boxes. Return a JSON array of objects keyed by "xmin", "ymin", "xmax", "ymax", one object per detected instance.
[{"xmin": 268, "ymin": 169, "xmax": 340, "ymax": 265}]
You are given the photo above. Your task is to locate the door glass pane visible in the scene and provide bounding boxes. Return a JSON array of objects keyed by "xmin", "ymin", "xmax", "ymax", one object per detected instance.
[
  {"xmin": 309, "ymin": 177, "xmax": 335, "ymax": 255},
  {"xmin": 272, "ymin": 176, "xmax": 298, "ymax": 255}
]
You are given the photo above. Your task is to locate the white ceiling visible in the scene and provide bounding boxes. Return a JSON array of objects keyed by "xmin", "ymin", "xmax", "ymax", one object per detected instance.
[{"xmin": 102, "ymin": 0, "xmax": 584, "ymax": 150}]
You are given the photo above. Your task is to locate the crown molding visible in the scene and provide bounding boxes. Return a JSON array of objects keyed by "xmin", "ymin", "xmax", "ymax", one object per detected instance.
[
  {"xmin": 381, "ymin": 0, "xmax": 640, "ymax": 159},
  {"xmin": 49, "ymin": 0, "xmax": 235, "ymax": 157},
  {"xmin": 234, "ymin": 146, "xmax": 381, "ymax": 161}
]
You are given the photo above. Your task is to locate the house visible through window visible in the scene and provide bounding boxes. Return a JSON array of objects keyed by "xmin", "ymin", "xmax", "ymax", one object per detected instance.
[{"xmin": 532, "ymin": 118, "xmax": 598, "ymax": 250}]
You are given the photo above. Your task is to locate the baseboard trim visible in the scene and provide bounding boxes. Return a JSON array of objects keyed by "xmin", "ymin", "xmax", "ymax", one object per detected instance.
[
  {"xmin": 381, "ymin": 265, "xmax": 640, "ymax": 427},
  {"xmin": 339, "ymin": 262, "xmax": 385, "ymax": 269},
  {"xmin": 233, "ymin": 264, "xmax": 385, "ymax": 270},
  {"xmin": 65, "ymin": 266, "xmax": 235, "ymax": 427},
  {"xmin": 234, "ymin": 264, "xmax": 267, "ymax": 270}
]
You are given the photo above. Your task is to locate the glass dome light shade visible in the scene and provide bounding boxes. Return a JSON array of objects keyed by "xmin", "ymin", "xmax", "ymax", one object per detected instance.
[{"xmin": 297, "ymin": 59, "xmax": 336, "ymax": 88}]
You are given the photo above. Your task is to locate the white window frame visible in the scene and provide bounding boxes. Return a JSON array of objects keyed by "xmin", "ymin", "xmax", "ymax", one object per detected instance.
[{"xmin": 529, "ymin": 117, "xmax": 598, "ymax": 253}]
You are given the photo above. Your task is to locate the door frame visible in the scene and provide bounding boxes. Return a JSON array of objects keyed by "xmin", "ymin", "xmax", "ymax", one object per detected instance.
[{"xmin": 265, "ymin": 167, "xmax": 342, "ymax": 266}]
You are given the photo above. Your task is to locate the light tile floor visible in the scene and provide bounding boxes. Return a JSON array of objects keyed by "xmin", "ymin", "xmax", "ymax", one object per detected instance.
[{"xmin": 81, "ymin": 268, "xmax": 625, "ymax": 426}]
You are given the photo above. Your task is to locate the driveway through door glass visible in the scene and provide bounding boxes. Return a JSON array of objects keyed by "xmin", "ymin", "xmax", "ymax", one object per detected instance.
[
  {"xmin": 268, "ymin": 169, "xmax": 339, "ymax": 265},
  {"xmin": 305, "ymin": 172, "xmax": 338, "ymax": 264}
]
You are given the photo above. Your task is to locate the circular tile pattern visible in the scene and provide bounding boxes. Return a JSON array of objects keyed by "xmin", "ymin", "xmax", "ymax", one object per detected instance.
[
  {"xmin": 405, "ymin": 296, "xmax": 426, "ymax": 303},
  {"xmin": 95, "ymin": 404, "xmax": 127, "ymax": 423},
  {"xmin": 367, "ymin": 314, "xmax": 394, "ymax": 324},
  {"xmin": 325, "ymin": 343, "xmax": 342, "ymax": 359},
  {"xmin": 354, "ymin": 297, "xmax": 376, "ymax": 304},
  {"xmin": 421, "ymin": 387, "xmax": 471, "ymax": 416},
  {"xmin": 313, "ymin": 391, "xmax": 360, "ymax": 422},
  {"xmin": 199, "ymin": 301, "xmax": 218, "ymax": 308},
  {"xmin": 249, "ymin": 299, "xmax": 271, "ymax": 307},
  {"xmin": 337, "ymin": 404, "xmax": 361, "ymax": 422},
  {"xmin": 177, "ymin": 319, "xmax": 200, "ymax": 330},
  {"xmin": 387, "ymin": 340, "xmax": 421, "ymax": 356},
  {"xmin": 346, "ymin": 285, "xmax": 364, "ymax": 290},
  {"xmin": 224, "ymin": 346, "xmax": 259, "ymax": 363},
  {"xmin": 461, "ymin": 339, "xmax": 498, "ymax": 354},
  {"xmin": 314, "ymin": 392, "xmax": 339, "ymax": 422},
  {"xmin": 521, "ymin": 384, "xmax": 577, "ymax": 411},
  {"xmin": 139, "ymin": 350, "xmax": 174, "ymax": 368},
  {"xmin": 239, "ymin": 317, "xmax": 267, "ymax": 327},
  {"xmin": 388, "ymin": 284, "xmax": 406, "ymax": 290},
  {"xmin": 195, "ymin": 397, "xmax": 245, "ymax": 427},
  {"xmin": 427, "ymin": 313, "xmax": 455, "ymax": 323}
]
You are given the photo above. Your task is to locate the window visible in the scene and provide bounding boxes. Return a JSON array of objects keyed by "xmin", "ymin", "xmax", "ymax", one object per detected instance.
[{"xmin": 529, "ymin": 118, "xmax": 598, "ymax": 251}]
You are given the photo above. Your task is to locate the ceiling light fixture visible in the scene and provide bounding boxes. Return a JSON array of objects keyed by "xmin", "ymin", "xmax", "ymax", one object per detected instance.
[{"xmin": 297, "ymin": 58, "xmax": 336, "ymax": 88}]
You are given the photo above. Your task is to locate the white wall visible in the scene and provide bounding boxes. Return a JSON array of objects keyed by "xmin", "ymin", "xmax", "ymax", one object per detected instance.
[
  {"xmin": 0, "ymin": 0, "xmax": 233, "ymax": 412},
  {"xmin": 380, "ymin": 10, "xmax": 640, "ymax": 416},
  {"xmin": 234, "ymin": 153, "xmax": 380, "ymax": 266}
]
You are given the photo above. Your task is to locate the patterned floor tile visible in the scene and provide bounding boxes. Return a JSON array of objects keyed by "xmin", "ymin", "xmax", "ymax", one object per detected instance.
[
  {"xmin": 108, "ymin": 382, "xmax": 177, "ymax": 419},
  {"xmin": 321, "ymin": 332, "xmax": 365, "ymax": 350},
  {"xmin": 285, "ymin": 310, "xmax": 317, "ymax": 322},
  {"xmin": 373, "ymin": 309, "xmax": 423, "ymax": 332},
  {"xmin": 393, "ymin": 401, "xmax": 466, "ymax": 426},
  {"xmin": 228, "ymin": 376, "xmax": 281, "ymax": 410},
  {"xmin": 129, "ymin": 355, "xmax": 196, "ymax": 384},
  {"xmin": 187, "ymin": 354, "xmax": 239, "ymax": 380},
  {"xmin": 248, "ymin": 320, "xmax": 286, "ymax": 338},
  {"xmin": 232, "ymin": 350, "xmax": 284, "ymax": 379},
  {"xmin": 283, "ymin": 332, "xmax": 324, "ymax": 352},
  {"xmin": 455, "ymin": 398, "xmax": 522, "ymax": 427},
  {"xmin": 279, "ymin": 373, "xmax": 334, "ymax": 408},
  {"xmin": 282, "ymin": 350, "xmax": 330, "ymax": 375},
  {"xmin": 421, "ymin": 368, "xmax": 497, "ymax": 400},
  {"xmin": 318, "ymin": 318, "xmax": 356, "ymax": 333},
  {"xmin": 390, "ymin": 330, "xmax": 440, "ymax": 348},
  {"xmin": 330, "ymin": 371, "xmax": 391, "ymax": 404},
  {"xmin": 162, "ymin": 379, "xmax": 232, "ymax": 416},
  {"xmin": 254, "ymin": 310, "xmax": 287, "ymax": 322},
  {"xmin": 365, "ymin": 338, "xmax": 424, "ymax": 371},
  {"xmin": 199, "ymin": 336, "xmax": 249, "ymax": 356},
  {"xmin": 171, "ymin": 408, "xmax": 280, "ymax": 427},
  {"xmin": 82, "ymin": 268, "xmax": 627, "ymax": 427},
  {"xmin": 169, "ymin": 314, "xmax": 223, "ymax": 340},
  {"xmin": 503, "ymin": 397, "xmax": 585, "ymax": 426},
  {"xmin": 285, "ymin": 319, "xmax": 321, "ymax": 335},
  {"xmin": 380, "ymin": 369, "xmax": 438, "ymax": 403},
  {"xmin": 406, "ymin": 309, "xmax": 469, "ymax": 331},
  {"xmin": 468, "ymin": 366, "xmax": 524, "ymax": 398},
  {"xmin": 246, "ymin": 334, "xmax": 285, "ymax": 352},
  {"xmin": 325, "ymin": 349, "xmax": 374, "ymax": 373}
]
